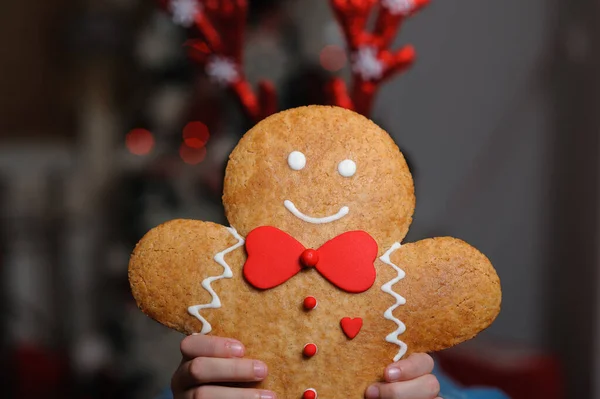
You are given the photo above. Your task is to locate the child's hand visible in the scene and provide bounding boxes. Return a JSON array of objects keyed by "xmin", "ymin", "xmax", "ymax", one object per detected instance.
[
  {"xmin": 171, "ymin": 335, "xmax": 277, "ymax": 399},
  {"xmin": 365, "ymin": 353, "xmax": 441, "ymax": 399}
]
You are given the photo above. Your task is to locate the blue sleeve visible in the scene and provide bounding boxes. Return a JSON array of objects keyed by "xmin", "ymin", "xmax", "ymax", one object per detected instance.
[
  {"xmin": 155, "ymin": 388, "xmax": 173, "ymax": 399},
  {"xmin": 433, "ymin": 365, "xmax": 510, "ymax": 399}
]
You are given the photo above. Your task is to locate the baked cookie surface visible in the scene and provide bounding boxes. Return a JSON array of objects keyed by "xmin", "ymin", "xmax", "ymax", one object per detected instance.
[{"xmin": 129, "ymin": 105, "xmax": 501, "ymax": 398}]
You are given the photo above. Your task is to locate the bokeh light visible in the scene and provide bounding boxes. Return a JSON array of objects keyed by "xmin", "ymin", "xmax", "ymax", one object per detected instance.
[
  {"xmin": 183, "ymin": 121, "xmax": 210, "ymax": 149},
  {"xmin": 179, "ymin": 143, "xmax": 207, "ymax": 165},
  {"xmin": 125, "ymin": 128, "xmax": 155, "ymax": 155},
  {"xmin": 319, "ymin": 45, "xmax": 347, "ymax": 72}
]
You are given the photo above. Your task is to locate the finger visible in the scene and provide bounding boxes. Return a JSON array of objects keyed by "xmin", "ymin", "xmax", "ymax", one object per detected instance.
[
  {"xmin": 174, "ymin": 357, "xmax": 268, "ymax": 388},
  {"xmin": 182, "ymin": 385, "xmax": 277, "ymax": 399},
  {"xmin": 384, "ymin": 353, "xmax": 435, "ymax": 382},
  {"xmin": 180, "ymin": 335, "xmax": 245, "ymax": 360},
  {"xmin": 365, "ymin": 374, "xmax": 440, "ymax": 399}
]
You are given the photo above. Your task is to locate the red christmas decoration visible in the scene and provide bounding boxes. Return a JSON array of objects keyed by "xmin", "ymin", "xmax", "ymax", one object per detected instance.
[
  {"xmin": 159, "ymin": 0, "xmax": 277, "ymax": 123},
  {"xmin": 183, "ymin": 121, "xmax": 210, "ymax": 148},
  {"xmin": 157, "ymin": 0, "xmax": 430, "ymax": 121},
  {"xmin": 328, "ymin": 0, "xmax": 430, "ymax": 116},
  {"xmin": 126, "ymin": 128, "xmax": 155, "ymax": 155}
]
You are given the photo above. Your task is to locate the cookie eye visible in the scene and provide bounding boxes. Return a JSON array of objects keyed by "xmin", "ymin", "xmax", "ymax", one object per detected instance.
[
  {"xmin": 338, "ymin": 159, "xmax": 356, "ymax": 177},
  {"xmin": 288, "ymin": 151, "xmax": 306, "ymax": 171}
]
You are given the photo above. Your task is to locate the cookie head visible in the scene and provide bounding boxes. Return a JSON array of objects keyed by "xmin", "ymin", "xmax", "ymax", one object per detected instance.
[{"xmin": 223, "ymin": 106, "xmax": 415, "ymax": 251}]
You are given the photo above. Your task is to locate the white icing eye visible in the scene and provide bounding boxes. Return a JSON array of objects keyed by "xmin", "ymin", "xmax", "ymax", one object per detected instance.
[
  {"xmin": 338, "ymin": 159, "xmax": 357, "ymax": 177},
  {"xmin": 288, "ymin": 151, "xmax": 306, "ymax": 170}
]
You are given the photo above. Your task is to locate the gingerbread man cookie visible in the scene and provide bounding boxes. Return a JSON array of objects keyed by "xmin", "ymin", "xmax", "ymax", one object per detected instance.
[{"xmin": 129, "ymin": 105, "xmax": 501, "ymax": 398}]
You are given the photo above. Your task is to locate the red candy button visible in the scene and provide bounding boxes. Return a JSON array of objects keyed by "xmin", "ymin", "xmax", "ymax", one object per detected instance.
[
  {"xmin": 303, "ymin": 343, "xmax": 318, "ymax": 357},
  {"xmin": 303, "ymin": 388, "xmax": 317, "ymax": 399},
  {"xmin": 300, "ymin": 249, "xmax": 319, "ymax": 267},
  {"xmin": 340, "ymin": 317, "xmax": 363, "ymax": 339},
  {"xmin": 303, "ymin": 296, "xmax": 317, "ymax": 310}
]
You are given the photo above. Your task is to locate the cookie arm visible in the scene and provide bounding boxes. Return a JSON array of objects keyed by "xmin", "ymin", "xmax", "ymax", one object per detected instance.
[
  {"xmin": 128, "ymin": 219, "xmax": 245, "ymax": 335},
  {"xmin": 386, "ymin": 237, "xmax": 501, "ymax": 355}
]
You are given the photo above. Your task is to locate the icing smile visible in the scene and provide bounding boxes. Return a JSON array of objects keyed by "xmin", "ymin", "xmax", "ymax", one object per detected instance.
[{"xmin": 284, "ymin": 200, "xmax": 349, "ymax": 224}]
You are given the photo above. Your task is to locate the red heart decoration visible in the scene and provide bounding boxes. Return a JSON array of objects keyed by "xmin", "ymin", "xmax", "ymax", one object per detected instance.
[{"xmin": 340, "ymin": 317, "xmax": 363, "ymax": 339}]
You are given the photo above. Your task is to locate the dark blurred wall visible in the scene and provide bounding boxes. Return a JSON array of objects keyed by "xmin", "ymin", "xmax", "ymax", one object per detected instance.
[
  {"xmin": 0, "ymin": 1, "xmax": 74, "ymax": 138},
  {"xmin": 545, "ymin": 1, "xmax": 600, "ymax": 398}
]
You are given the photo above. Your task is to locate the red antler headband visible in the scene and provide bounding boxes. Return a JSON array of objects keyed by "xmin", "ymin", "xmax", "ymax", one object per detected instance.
[
  {"xmin": 328, "ymin": 0, "xmax": 430, "ymax": 116},
  {"xmin": 158, "ymin": 0, "xmax": 430, "ymax": 120},
  {"xmin": 160, "ymin": 0, "xmax": 277, "ymax": 123}
]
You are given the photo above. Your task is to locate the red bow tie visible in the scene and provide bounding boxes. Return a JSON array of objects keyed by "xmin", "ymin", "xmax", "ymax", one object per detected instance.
[{"xmin": 243, "ymin": 226, "xmax": 378, "ymax": 293}]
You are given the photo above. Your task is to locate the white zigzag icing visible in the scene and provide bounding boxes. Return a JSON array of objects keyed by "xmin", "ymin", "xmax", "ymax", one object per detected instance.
[
  {"xmin": 188, "ymin": 227, "xmax": 245, "ymax": 334},
  {"xmin": 380, "ymin": 242, "xmax": 408, "ymax": 362}
]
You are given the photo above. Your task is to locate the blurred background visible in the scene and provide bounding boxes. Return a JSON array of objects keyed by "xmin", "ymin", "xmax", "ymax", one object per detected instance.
[{"xmin": 0, "ymin": 0, "xmax": 598, "ymax": 398}]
